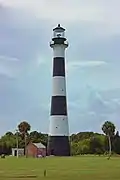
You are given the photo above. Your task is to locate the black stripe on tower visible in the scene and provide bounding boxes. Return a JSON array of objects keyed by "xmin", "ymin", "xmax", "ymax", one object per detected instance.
[
  {"xmin": 52, "ymin": 38, "xmax": 66, "ymax": 45},
  {"xmin": 53, "ymin": 57, "xmax": 65, "ymax": 77},
  {"xmin": 47, "ymin": 136, "xmax": 70, "ymax": 156},
  {"xmin": 51, "ymin": 96, "xmax": 67, "ymax": 115}
]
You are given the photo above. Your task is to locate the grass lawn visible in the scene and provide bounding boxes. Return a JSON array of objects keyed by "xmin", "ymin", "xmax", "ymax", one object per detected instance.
[{"xmin": 0, "ymin": 156, "xmax": 120, "ymax": 180}]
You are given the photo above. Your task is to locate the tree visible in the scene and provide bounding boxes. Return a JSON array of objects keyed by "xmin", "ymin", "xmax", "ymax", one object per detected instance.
[
  {"xmin": 18, "ymin": 121, "xmax": 31, "ymax": 134},
  {"xmin": 29, "ymin": 131, "xmax": 48, "ymax": 145},
  {"xmin": 18, "ymin": 121, "xmax": 31, "ymax": 157},
  {"xmin": 102, "ymin": 121, "xmax": 116, "ymax": 159},
  {"xmin": 29, "ymin": 131, "xmax": 40, "ymax": 142},
  {"xmin": 5, "ymin": 132, "xmax": 13, "ymax": 136},
  {"xmin": 89, "ymin": 136, "xmax": 104, "ymax": 154}
]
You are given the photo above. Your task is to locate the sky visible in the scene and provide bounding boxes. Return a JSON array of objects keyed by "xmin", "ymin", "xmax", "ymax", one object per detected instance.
[{"xmin": 0, "ymin": 0, "xmax": 120, "ymax": 135}]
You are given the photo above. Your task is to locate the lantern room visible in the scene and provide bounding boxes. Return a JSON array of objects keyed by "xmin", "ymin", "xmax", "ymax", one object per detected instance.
[{"xmin": 52, "ymin": 24, "xmax": 65, "ymax": 39}]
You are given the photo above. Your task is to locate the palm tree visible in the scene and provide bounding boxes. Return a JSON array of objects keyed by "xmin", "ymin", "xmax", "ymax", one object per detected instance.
[
  {"xmin": 18, "ymin": 121, "xmax": 31, "ymax": 157},
  {"xmin": 102, "ymin": 121, "xmax": 115, "ymax": 159}
]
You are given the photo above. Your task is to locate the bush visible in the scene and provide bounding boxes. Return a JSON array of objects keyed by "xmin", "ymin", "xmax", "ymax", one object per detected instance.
[{"xmin": 1, "ymin": 154, "xmax": 5, "ymax": 158}]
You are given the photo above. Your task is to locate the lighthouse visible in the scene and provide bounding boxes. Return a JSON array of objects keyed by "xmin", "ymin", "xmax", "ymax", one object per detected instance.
[{"xmin": 47, "ymin": 24, "xmax": 70, "ymax": 156}]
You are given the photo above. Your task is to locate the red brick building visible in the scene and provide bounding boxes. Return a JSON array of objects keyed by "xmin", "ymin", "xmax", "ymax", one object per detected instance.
[{"xmin": 26, "ymin": 142, "xmax": 46, "ymax": 158}]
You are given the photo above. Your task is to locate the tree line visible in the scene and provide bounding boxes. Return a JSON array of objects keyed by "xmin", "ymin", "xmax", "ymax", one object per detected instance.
[{"xmin": 0, "ymin": 121, "xmax": 120, "ymax": 156}]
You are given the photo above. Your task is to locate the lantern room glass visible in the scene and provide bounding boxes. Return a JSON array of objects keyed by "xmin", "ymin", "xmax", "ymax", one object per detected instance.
[{"xmin": 53, "ymin": 30, "xmax": 65, "ymax": 39}]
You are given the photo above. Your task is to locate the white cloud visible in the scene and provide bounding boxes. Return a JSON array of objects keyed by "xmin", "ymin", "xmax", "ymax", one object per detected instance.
[
  {"xmin": 0, "ymin": 56, "xmax": 19, "ymax": 62},
  {"xmin": 87, "ymin": 111, "xmax": 96, "ymax": 116},
  {"xmin": 1, "ymin": 0, "xmax": 101, "ymax": 22},
  {"xmin": 1, "ymin": 0, "xmax": 120, "ymax": 29},
  {"xmin": 0, "ymin": 0, "xmax": 120, "ymax": 134},
  {"xmin": 1, "ymin": 0, "xmax": 120, "ymax": 37},
  {"xmin": 0, "ymin": 56, "xmax": 20, "ymax": 78},
  {"xmin": 111, "ymin": 98, "xmax": 120, "ymax": 104},
  {"xmin": 67, "ymin": 60, "xmax": 107, "ymax": 73}
]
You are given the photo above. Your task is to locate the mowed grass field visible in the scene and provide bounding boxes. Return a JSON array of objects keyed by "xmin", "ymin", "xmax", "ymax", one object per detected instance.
[{"xmin": 0, "ymin": 156, "xmax": 120, "ymax": 180}]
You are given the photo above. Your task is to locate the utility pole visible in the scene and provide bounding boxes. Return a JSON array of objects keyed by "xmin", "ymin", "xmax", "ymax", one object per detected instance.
[
  {"xmin": 15, "ymin": 129, "xmax": 19, "ymax": 158},
  {"xmin": 25, "ymin": 132, "xmax": 27, "ymax": 158}
]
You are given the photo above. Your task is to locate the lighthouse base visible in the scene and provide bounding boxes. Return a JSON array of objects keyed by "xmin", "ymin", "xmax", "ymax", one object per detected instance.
[{"xmin": 47, "ymin": 136, "xmax": 70, "ymax": 156}]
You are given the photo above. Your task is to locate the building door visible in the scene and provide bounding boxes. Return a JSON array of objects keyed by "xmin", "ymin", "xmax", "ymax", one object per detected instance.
[
  {"xmin": 51, "ymin": 149, "xmax": 54, "ymax": 155},
  {"xmin": 14, "ymin": 150, "xmax": 17, "ymax": 156}
]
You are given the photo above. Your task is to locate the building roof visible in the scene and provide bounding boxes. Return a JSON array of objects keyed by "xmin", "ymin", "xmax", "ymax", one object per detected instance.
[
  {"xmin": 12, "ymin": 148, "xmax": 24, "ymax": 150},
  {"xmin": 53, "ymin": 24, "xmax": 65, "ymax": 31},
  {"xmin": 33, "ymin": 142, "xmax": 46, "ymax": 149}
]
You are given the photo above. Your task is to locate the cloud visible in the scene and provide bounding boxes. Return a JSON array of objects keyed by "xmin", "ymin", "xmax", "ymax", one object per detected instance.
[
  {"xmin": 0, "ymin": 0, "xmax": 103, "ymax": 22},
  {"xmin": 0, "ymin": 55, "xmax": 20, "ymax": 78},
  {"xmin": 68, "ymin": 87, "xmax": 120, "ymax": 133},
  {"xmin": 67, "ymin": 60, "xmax": 107, "ymax": 73},
  {"xmin": 1, "ymin": 0, "xmax": 120, "ymax": 34},
  {"xmin": 0, "ymin": 1, "xmax": 120, "ymax": 135}
]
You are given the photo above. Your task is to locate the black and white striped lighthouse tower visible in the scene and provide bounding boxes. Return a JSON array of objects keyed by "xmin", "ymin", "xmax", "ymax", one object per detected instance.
[{"xmin": 47, "ymin": 24, "xmax": 70, "ymax": 156}]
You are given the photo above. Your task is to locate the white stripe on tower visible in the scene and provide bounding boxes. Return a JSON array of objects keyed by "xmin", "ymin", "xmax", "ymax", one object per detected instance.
[
  {"xmin": 52, "ymin": 76, "xmax": 66, "ymax": 96},
  {"xmin": 47, "ymin": 24, "xmax": 70, "ymax": 156},
  {"xmin": 49, "ymin": 116, "xmax": 69, "ymax": 136},
  {"xmin": 53, "ymin": 44, "xmax": 65, "ymax": 57}
]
